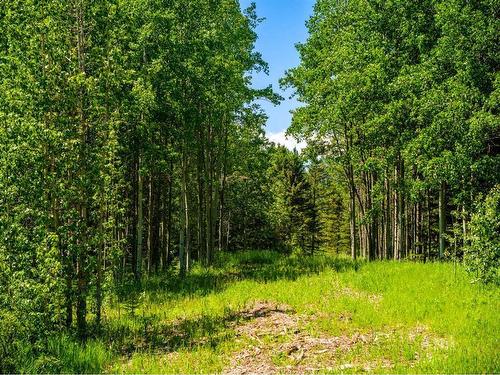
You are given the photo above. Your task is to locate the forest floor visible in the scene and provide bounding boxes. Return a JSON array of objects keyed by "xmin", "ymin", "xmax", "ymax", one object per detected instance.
[{"xmin": 48, "ymin": 251, "xmax": 499, "ymax": 374}]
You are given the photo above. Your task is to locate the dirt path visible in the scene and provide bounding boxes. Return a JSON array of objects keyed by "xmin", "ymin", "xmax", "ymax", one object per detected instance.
[{"xmin": 223, "ymin": 301, "xmax": 449, "ymax": 374}]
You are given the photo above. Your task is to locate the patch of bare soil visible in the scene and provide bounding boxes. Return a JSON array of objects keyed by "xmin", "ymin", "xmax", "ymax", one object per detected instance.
[
  {"xmin": 235, "ymin": 301, "xmax": 299, "ymax": 337},
  {"xmin": 330, "ymin": 283, "xmax": 383, "ymax": 305},
  {"xmin": 224, "ymin": 301, "xmax": 449, "ymax": 375},
  {"xmin": 409, "ymin": 324, "xmax": 451, "ymax": 352}
]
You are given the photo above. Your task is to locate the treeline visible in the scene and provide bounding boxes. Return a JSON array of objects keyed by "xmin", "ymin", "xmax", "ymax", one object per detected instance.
[
  {"xmin": 0, "ymin": 0, "xmax": 284, "ymax": 349},
  {"xmin": 284, "ymin": 0, "xmax": 499, "ymax": 263},
  {"xmin": 267, "ymin": 147, "xmax": 349, "ymax": 255}
]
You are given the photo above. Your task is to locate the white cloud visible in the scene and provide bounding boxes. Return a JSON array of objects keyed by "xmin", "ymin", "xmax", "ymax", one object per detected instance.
[{"xmin": 267, "ymin": 131, "xmax": 307, "ymax": 152}]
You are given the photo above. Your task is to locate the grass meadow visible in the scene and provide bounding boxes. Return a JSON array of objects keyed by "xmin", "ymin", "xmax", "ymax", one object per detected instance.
[{"xmin": 21, "ymin": 251, "xmax": 499, "ymax": 374}]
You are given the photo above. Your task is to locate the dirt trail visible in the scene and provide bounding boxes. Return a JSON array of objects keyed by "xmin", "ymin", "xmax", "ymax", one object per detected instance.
[{"xmin": 223, "ymin": 301, "xmax": 449, "ymax": 375}]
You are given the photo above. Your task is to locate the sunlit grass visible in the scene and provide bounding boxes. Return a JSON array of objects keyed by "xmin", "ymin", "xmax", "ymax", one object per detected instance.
[{"xmin": 30, "ymin": 250, "xmax": 499, "ymax": 374}]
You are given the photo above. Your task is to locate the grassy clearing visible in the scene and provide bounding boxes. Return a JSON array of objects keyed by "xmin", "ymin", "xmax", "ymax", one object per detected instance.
[{"xmin": 40, "ymin": 251, "xmax": 499, "ymax": 374}]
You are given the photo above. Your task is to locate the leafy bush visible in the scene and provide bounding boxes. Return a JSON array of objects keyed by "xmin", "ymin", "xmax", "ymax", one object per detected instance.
[
  {"xmin": 0, "ymin": 237, "xmax": 65, "ymax": 373},
  {"xmin": 465, "ymin": 185, "xmax": 500, "ymax": 284},
  {"xmin": 0, "ymin": 311, "xmax": 32, "ymax": 373}
]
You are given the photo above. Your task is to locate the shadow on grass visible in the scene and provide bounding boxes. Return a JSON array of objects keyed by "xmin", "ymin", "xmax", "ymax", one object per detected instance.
[
  {"xmin": 102, "ymin": 311, "xmax": 233, "ymax": 356},
  {"xmin": 39, "ymin": 314, "xmax": 238, "ymax": 373},
  {"xmin": 38, "ymin": 252, "xmax": 359, "ymax": 373},
  {"xmin": 115, "ymin": 251, "xmax": 360, "ymax": 303},
  {"xmin": 98, "ymin": 252, "xmax": 361, "ymax": 359},
  {"xmin": 102, "ymin": 295, "xmax": 299, "ymax": 357}
]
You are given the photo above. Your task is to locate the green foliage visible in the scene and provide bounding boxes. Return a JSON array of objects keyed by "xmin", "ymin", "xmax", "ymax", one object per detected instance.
[
  {"xmin": 0, "ymin": 0, "xmax": 498, "ymax": 372},
  {"xmin": 0, "ymin": 0, "xmax": 278, "ymax": 369},
  {"xmin": 42, "ymin": 336, "xmax": 111, "ymax": 374},
  {"xmin": 7, "ymin": 335, "xmax": 111, "ymax": 374},
  {"xmin": 284, "ymin": 0, "xmax": 499, "ymax": 261},
  {"xmin": 0, "ymin": 310, "xmax": 32, "ymax": 373},
  {"xmin": 465, "ymin": 185, "xmax": 500, "ymax": 284},
  {"xmin": 224, "ymin": 109, "xmax": 277, "ymax": 250},
  {"xmin": 267, "ymin": 146, "xmax": 335, "ymax": 254}
]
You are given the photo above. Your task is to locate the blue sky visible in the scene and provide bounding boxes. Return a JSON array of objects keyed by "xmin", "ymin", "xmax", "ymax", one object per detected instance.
[{"xmin": 239, "ymin": 0, "xmax": 315, "ymax": 148}]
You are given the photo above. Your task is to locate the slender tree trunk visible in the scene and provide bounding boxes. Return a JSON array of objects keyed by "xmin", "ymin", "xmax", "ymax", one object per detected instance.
[
  {"xmin": 205, "ymin": 124, "xmax": 214, "ymax": 264},
  {"xmin": 399, "ymin": 160, "xmax": 405, "ymax": 259},
  {"xmin": 197, "ymin": 127, "xmax": 206, "ymax": 264},
  {"xmin": 151, "ymin": 174, "xmax": 161, "ymax": 272},
  {"xmin": 462, "ymin": 204, "xmax": 467, "ymax": 246},
  {"xmin": 131, "ymin": 154, "xmax": 138, "ymax": 278},
  {"xmin": 395, "ymin": 158, "xmax": 405, "ymax": 260},
  {"xmin": 136, "ymin": 156, "xmax": 143, "ymax": 280},
  {"xmin": 226, "ymin": 211, "xmax": 231, "ymax": 251},
  {"xmin": 393, "ymin": 165, "xmax": 399, "ymax": 260},
  {"xmin": 160, "ymin": 175, "xmax": 165, "ymax": 269},
  {"xmin": 147, "ymin": 175, "xmax": 152, "ymax": 273},
  {"xmin": 76, "ymin": 250, "xmax": 87, "ymax": 339},
  {"xmin": 95, "ymin": 236, "xmax": 103, "ymax": 328},
  {"xmin": 180, "ymin": 151, "xmax": 189, "ymax": 276},
  {"xmin": 311, "ymin": 179, "xmax": 317, "ymax": 255},
  {"xmin": 416, "ymin": 202, "xmax": 421, "ymax": 256},
  {"xmin": 65, "ymin": 262, "xmax": 73, "ymax": 327},
  {"xmin": 161, "ymin": 171, "xmax": 171, "ymax": 270},
  {"xmin": 385, "ymin": 176, "xmax": 392, "ymax": 259},
  {"xmin": 368, "ymin": 172, "xmax": 376, "ymax": 260},
  {"xmin": 439, "ymin": 181, "xmax": 446, "ymax": 259},
  {"xmin": 166, "ymin": 164, "xmax": 173, "ymax": 267},
  {"xmin": 348, "ymin": 170, "xmax": 357, "ymax": 260},
  {"xmin": 218, "ymin": 127, "xmax": 228, "ymax": 252}
]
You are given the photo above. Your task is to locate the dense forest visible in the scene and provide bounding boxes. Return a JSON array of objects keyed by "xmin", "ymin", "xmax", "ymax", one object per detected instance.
[
  {"xmin": 0, "ymin": 0, "xmax": 498, "ymax": 373},
  {"xmin": 284, "ymin": 0, "xmax": 499, "ymax": 263}
]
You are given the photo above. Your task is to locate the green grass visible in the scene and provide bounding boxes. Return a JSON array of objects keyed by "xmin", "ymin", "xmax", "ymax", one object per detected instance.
[{"xmin": 36, "ymin": 251, "xmax": 500, "ymax": 373}]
